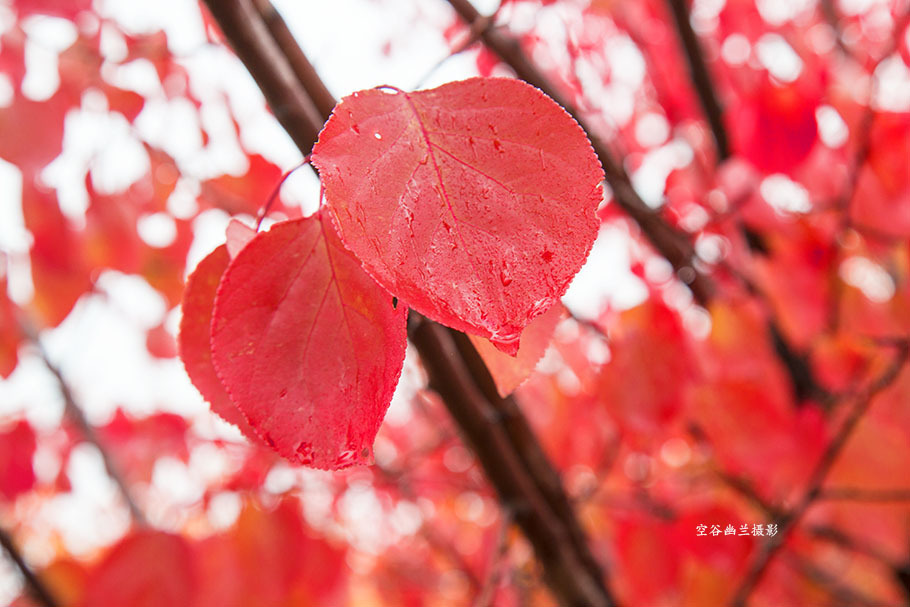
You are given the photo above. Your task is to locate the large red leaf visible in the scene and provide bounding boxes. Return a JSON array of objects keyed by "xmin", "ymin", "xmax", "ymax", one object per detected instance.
[
  {"xmin": 210, "ymin": 214, "xmax": 407, "ymax": 469},
  {"xmin": 311, "ymin": 77, "xmax": 603, "ymax": 355},
  {"xmin": 179, "ymin": 245, "xmax": 260, "ymax": 441}
]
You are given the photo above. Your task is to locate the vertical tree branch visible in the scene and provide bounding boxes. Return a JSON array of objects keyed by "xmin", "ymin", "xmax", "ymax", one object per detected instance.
[
  {"xmin": 251, "ymin": 0, "xmax": 337, "ymax": 120},
  {"xmin": 201, "ymin": 0, "xmax": 324, "ymax": 154},
  {"xmin": 408, "ymin": 318, "xmax": 615, "ymax": 607},
  {"xmin": 659, "ymin": 0, "xmax": 832, "ymax": 407},
  {"xmin": 449, "ymin": 332, "xmax": 608, "ymax": 591},
  {"xmin": 665, "ymin": 0, "xmax": 730, "ymax": 160},
  {"xmin": 0, "ymin": 526, "xmax": 59, "ymax": 607}
]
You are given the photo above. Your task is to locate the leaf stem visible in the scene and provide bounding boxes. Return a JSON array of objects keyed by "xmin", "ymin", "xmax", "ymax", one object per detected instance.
[{"xmin": 255, "ymin": 155, "xmax": 310, "ymax": 230}]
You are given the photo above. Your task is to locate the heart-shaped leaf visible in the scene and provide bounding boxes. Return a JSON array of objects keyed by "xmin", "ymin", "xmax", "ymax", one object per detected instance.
[
  {"xmin": 311, "ymin": 77, "xmax": 603, "ymax": 355},
  {"xmin": 210, "ymin": 214, "xmax": 407, "ymax": 469}
]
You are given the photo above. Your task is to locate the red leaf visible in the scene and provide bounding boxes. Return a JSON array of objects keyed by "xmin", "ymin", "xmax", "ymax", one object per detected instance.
[
  {"xmin": 145, "ymin": 323, "xmax": 177, "ymax": 359},
  {"xmin": 95, "ymin": 410, "xmax": 191, "ymax": 483},
  {"xmin": 0, "ymin": 419, "xmax": 36, "ymax": 500},
  {"xmin": 850, "ymin": 112, "xmax": 910, "ymax": 236},
  {"xmin": 468, "ymin": 302, "xmax": 563, "ymax": 397},
  {"xmin": 196, "ymin": 498, "xmax": 349, "ymax": 607},
  {"xmin": 210, "ymin": 214, "xmax": 407, "ymax": 469},
  {"xmin": 0, "ymin": 89, "xmax": 68, "ymax": 179},
  {"xmin": 200, "ymin": 153, "xmax": 283, "ymax": 216},
  {"xmin": 82, "ymin": 531, "xmax": 197, "ymax": 607},
  {"xmin": 598, "ymin": 300, "xmax": 695, "ymax": 446},
  {"xmin": 311, "ymin": 77, "xmax": 603, "ymax": 355},
  {"xmin": 179, "ymin": 245, "xmax": 260, "ymax": 441},
  {"xmin": 22, "ymin": 186, "xmax": 93, "ymax": 327},
  {"xmin": 730, "ymin": 77, "xmax": 819, "ymax": 175},
  {"xmin": 225, "ymin": 219, "xmax": 256, "ymax": 259}
]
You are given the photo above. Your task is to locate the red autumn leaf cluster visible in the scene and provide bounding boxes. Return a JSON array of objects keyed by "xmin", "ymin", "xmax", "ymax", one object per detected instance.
[{"xmin": 0, "ymin": 0, "xmax": 908, "ymax": 606}]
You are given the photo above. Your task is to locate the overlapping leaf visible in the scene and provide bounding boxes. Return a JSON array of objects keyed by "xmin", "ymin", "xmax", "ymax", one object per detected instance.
[
  {"xmin": 209, "ymin": 214, "xmax": 407, "ymax": 469},
  {"xmin": 179, "ymin": 245, "xmax": 260, "ymax": 441}
]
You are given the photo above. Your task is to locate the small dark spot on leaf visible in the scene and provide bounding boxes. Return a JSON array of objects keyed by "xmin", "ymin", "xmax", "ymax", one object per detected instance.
[{"xmin": 392, "ymin": 296, "xmax": 398, "ymax": 309}]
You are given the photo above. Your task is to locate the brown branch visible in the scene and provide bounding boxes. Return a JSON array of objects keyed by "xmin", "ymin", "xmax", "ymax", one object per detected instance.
[
  {"xmin": 0, "ymin": 526, "xmax": 60, "ymax": 607},
  {"xmin": 807, "ymin": 524, "xmax": 900, "ymax": 567},
  {"xmin": 664, "ymin": 0, "xmax": 730, "ymax": 161},
  {"xmin": 16, "ymin": 316, "xmax": 147, "ymax": 527},
  {"xmin": 729, "ymin": 343, "xmax": 909, "ymax": 607},
  {"xmin": 819, "ymin": 0, "xmax": 855, "ymax": 58},
  {"xmin": 37, "ymin": 346, "xmax": 148, "ymax": 526},
  {"xmin": 659, "ymin": 0, "xmax": 833, "ymax": 407},
  {"xmin": 896, "ymin": 563, "xmax": 910, "ymax": 605},
  {"xmin": 444, "ymin": 0, "xmax": 712, "ymax": 304},
  {"xmin": 201, "ymin": 0, "xmax": 324, "ymax": 154},
  {"xmin": 449, "ymin": 332, "xmax": 610, "ymax": 593},
  {"xmin": 250, "ymin": 0, "xmax": 337, "ymax": 120},
  {"xmin": 200, "ymin": 2, "xmax": 617, "ymax": 605},
  {"xmin": 408, "ymin": 317, "xmax": 615, "ymax": 607},
  {"xmin": 767, "ymin": 319, "xmax": 831, "ymax": 406}
]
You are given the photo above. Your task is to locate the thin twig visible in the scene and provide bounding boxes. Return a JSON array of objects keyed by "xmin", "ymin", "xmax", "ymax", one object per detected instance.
[
  {"xmin": 807, "ymin": 524, "xmax": 900, "ymax": 567},
  {"xmin": 414, "ymin": 7, "xmax": 498, "ymax": 89},
  {"xmin": 16, "ymin": 316, "xmax": 147, "ymax": 526},
  {"xmin": 784, "ymin": 551, "xmax": 904, "ymax": 607},
  {"xmin": 664, "ymin": 0, "xmax": 730, "ymax": 161},
  {"xmin": 729, "ymin": 343, "xmax": 909, "ymax": 607},
  {"xmin": 0, "ymin": 526, "xmax": 60, "ymax": 607},
  {"xmin": 819, "ymin": 488, "xmax": 910, "ymax": 502}
]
